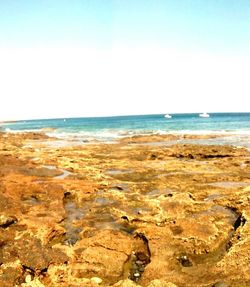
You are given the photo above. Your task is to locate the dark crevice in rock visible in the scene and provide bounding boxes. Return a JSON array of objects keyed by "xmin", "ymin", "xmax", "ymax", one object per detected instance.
[
  {"xmin": 0, "ymin": 216, "xmax": 17, "ymax": 228},
  {"xmin": 40, "ymin": 267, "xmax": 48, "ymax": 276},
  {"xmin": 223, "ymin": 207, "xmax": 246, "ymax": 247},
  {"xmin": 22, "ymin": 265, "xmax": 35, "ymax": 278},
  {"xmin": 172, "ymin": 153, "xmax": 232, "ymax": 160},
  {"xmin": 177, "ymin": 206, "xmax": 245, "ymax": 267},
  {"xmin": 134, "ymin": 233, "xmax": 151, "ymax": 258},
  {"xmin": 128, "ymin": 252, "xmax": 148, "ymax": 282},
  {"xmin": 114, "ymin": 185, "xmax": 124, "ymax": 191},
  {"xmin": 223, "ymin": 206, "xmax": 243, "ymax": 231},
  {"xmin": 224, "ymin": 209, "xmax": 246, "ymax": 254},
  {"xmin": 209, "ymin": 206, "xmax": 246, "ymax": 256},
  {"xmin": 177, "ymin": 254, "xmax": 193, "ymax": 267},
  {"xmin": 150, "ymin": 154, "xmax": 158, "ymax": 160},
  {"xmin": 202, "ymin": 154, "xmax": 231, "ymax": 159},
  {"xmin": 124, "ymin": 233, "xmax": 151, "ymax": 282},
  {"xmin": 233, "ymin": 214, "xmax": 246, "ymax": 230},
  {"xmin": 63, "ymin": 191, "xmax": 72, "ymax": 199},
  {"xmin": 121, "ymin": 215, "xmax": 129, "ymax": 221}
]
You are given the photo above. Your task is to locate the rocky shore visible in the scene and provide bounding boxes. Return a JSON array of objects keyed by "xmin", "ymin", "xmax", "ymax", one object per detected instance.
[{"xmin": 0, "ymin": 132, "xmax": 250, "ymax": 287}]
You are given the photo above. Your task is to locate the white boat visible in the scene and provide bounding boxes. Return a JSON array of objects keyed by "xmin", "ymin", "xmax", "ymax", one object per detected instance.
[
  {"xmin": 164, "ymin": 114, "xmax": 172, "ymax": 119},
  {"xmin": 199, "ymin": 112, "xmax": 210, "ymax": 118}
]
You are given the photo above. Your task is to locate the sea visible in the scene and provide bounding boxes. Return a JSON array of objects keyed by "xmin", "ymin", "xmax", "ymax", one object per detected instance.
[{"xmin": 1, "ymin": 113, "xmax": 250, "ymax": 147}]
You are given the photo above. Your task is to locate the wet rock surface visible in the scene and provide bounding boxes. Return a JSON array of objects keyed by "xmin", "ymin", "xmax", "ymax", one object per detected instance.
[{"xmin": 0, "ymin": 132, "xmax": 250, "ymax": 286}]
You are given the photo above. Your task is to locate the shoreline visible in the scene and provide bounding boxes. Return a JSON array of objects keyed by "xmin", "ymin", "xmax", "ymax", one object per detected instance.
[
  {"xmin": 0, "ymin": 132, "xmax": 250, "ymax": 287},
  {"xmin": 2, "ymin": 129, "xmax": 250, "ymax": 147}
]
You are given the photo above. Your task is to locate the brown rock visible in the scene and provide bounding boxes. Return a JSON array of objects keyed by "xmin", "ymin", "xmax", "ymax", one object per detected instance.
[
  {"xmin": 0, "ymin": 266, "xmax": 23, "ymax": 287},
  {"xmin": 2, "ymin": 234, "xmax": 68, "ymax": 272},
  {"xmin": 112, "ymin": 279, "xmax": 139, "ymax": 287},
  {"xmin": 147, "ymin": 280, "xmax": 178, "ymax": 287},
  {"xmin": 0, "ymin": 215, "xmax": 17, "ymax": 228},
  {"xmin": 0, "ymin": 132, "xmax": 250, "ymax": 287}
]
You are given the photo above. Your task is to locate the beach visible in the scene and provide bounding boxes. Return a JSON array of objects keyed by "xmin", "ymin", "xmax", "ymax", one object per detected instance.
[
  {"xmin": 1, "ymin": 0, "xmax": 250, "ymax": 284},
  {"xmin": 0, "ymin": 131, "xmax": 250, "ymax": 287}
]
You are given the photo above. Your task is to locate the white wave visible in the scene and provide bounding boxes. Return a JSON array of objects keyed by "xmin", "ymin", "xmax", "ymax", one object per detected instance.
[
  {"xmin": 46, "ymin": 128, "xmax": 158, "ymax": 140},
  {"xmin": 169, "ymin": 129, "xmax": 250, "ymax": 136},
  {"xmin": 4, "ymin": 128, "xmax": 44, "ymax": 134},
  {"xmin": 46, "ymin": 130, "xmax": 123, "ymax": 142},
  {"xmin": 3, "ymin": 125, "xmax": 250, "ymax": 146}
]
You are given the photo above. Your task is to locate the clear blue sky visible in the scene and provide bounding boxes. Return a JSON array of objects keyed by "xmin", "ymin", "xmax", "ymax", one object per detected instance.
[
  {"xmin": 0, "ymin": 0, "xmax": 249, "ymax": 120},
  {"xmin": 1, "ymin": 0, "xmax": 250, "ymax": 51}
]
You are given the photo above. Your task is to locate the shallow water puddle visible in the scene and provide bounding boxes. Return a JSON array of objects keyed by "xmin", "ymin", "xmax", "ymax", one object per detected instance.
[
  {"xmin": 147, "ymin": 188, "xmax": 174, "ymax": 197},
  {"xmin": 204, "ymin": 193, "xmax": 224, "ymax": 202},
  {"xmin": 43, "ymin": 165, "xmax": 71, "ymax": 179},
  {"xmin": 62, "ymin": 193, "xmax": 136, "ymax": 245},
  {"xmin": 54, "ymin": 169, "xmax": 71, "ymax": 179},
  {"xmin": 94, "ymin": 197, "xmax": 116, "ymax": 205},
  {"xmin": 209, "ymin": 181, "xmax": 250, "ymax": 188},
  {"xmin": 131, "ymin": 206, "xmax": 153, "ymax": 215},
  {"xmin": 193, "ymin": 205, "xmax": 238, "ymax": 224},
  {"xmin": 22, "ymin": 196, "xmax": 42, "ymax": 205},
  {"xmin": 87, "ymin": 210, "xmax": 135, "ymax": 234},
  {"xmin": 63, "ymin": 200, "xmax": 85, "ymax": 245},
  {"xmin": 106, "ymin": 169, "xmax": 134, "ymax": 176},
  {"xmin": 187, "ymin": 205, "xmax": 241, "ymax": 265}
]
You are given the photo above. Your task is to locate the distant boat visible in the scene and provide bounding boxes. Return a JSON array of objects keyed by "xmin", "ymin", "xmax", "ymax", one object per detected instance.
[
  {"xmin": 199, "ymin": 112, "xmax": 210, "ymax": 118},
  {"xmin": 164, "ymin": 114, "xmax": 172, "ymax": 119}
]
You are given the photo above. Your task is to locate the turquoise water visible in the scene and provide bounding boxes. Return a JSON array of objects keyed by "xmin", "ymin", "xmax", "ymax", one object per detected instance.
[{"xmin": 1, "ymin": 113, "xmax": 250, "ymax": 146}]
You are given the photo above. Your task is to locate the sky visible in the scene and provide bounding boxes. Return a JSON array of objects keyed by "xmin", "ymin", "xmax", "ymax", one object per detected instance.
[{"xmin": 0, "ymin": 0, "xmax": 250, "ymax": 120}]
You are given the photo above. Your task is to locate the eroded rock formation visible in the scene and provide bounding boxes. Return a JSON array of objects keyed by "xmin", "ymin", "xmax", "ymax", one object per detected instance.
[{"xmin": 0, "ymin": 132, "xmax": 249, "ymax": 286}]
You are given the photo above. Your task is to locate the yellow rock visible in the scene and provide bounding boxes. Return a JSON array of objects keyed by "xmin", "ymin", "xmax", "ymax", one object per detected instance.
[
  {"xmin": 91, "ymin": 277, "xmax": 103, "ymax": 284},
  {"xmin": 25, "ymin": 274, "xmax": 32, "ymax": 283},
  {"xmin": 112, "ymin": 279, "xmax": 139, "ymax": 286},
  {"xmin": 147, "ymin": 279, "xmax": 178, "ymax": 287}
]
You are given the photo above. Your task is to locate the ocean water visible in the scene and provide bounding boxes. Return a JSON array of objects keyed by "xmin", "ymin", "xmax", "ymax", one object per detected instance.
[{"xmin": 1, "ymin": 113, "xmax": 250, "ymax": 146}]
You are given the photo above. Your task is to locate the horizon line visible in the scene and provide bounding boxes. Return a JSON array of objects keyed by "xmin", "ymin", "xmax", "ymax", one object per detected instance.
[{"xmin": 1, "ymin": 111, "xmax": 250, "ymax": 123}]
